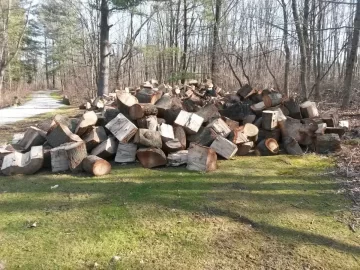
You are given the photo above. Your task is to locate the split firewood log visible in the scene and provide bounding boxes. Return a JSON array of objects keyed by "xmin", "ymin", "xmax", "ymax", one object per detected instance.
[
  {"xmin": 159, "ymin": 123, "xmax": 175, "ymax": 142},
  {"xmin": 136, "ymin": 115, "xmax": 158, "ymax": 131},
  {"xmin": 17, "ymin": 126, "xmax": 46, "ymax": 151},
  {"xmin": 283, "ymin": 97, "xmax": 302, "ymax": 119},
  {"xmin": 262, "ymin": 111, "xmax": 279, "ymax": 131},
  {"xmin": 250, "ymin": 101, "xmax": 266, "ymax": 114},
  {"xmin": 174, "ymin": 110, "xmax": 204, "ymax": 135},
  {"xmin": 219, "ymin": 103, "xmax": 252, "ymax": 121},
  {"xmin": 1, "ymin": 146, "xmax": 43, "ymax": 176},
  {"xmin": 182, "ymin": 99, "xmax": 199, "ymax": 112},
  {"xmin": 316, "ymin": 134, "xmax": 341, "ymax": 154},
  {"xmin": 210, "ymin": 136, "xmax": 238, "ymax": 160},
  {"xmin": 300, "ymin": 101, "xmax": 319, "ymax": 118},
  {"xmin": 243, "ymin": 123, "xmax": 259, "ymax": 142},
  {"xmin": 256, "ymin": 138, "xmax": 279, "ymax": 156},
  {"xmin": 134, "ymin": 129, "xmax": 162, "ymax": 148},
  {"xmin": 187, "ymin": 127, "xmax": 218, "ymax": 146},
  {"xmin": 37, "ymin": 118, "xmax": 56, "ymax": 133},
  {"xmin": 50, "ymin": 145, "xmax": 69, "ymax": 172},
  {"xmin": 155, "ymin": 96, "xmax": 182, "ymax": 117},
  {"xmin": 136, "ymin": 88, "xmax": 163, "ymax": 104},
  {"xmin": 321, "ymin": 109, "xmax": 339, "ymax": 127},
  {"xmin": 105, "ymin": 113, "xmax": 138, "ymax": 143},
  {"xmin": 129, "ymin": 103, "xmax": 158, "ymax": 120},
  {"xmin": 222, "ymin": 117, "xmax": 239, "ymax": 130},
  {"xmin": 61, "ymin": 141, "xmax": 88, "ymax": 173},
  {"xmin": 237, "ymin": 141, "xmax": 254, "ymax": 156},
  {"xmin": 187, "ymin": 143, "xmax": 217, "ymax": 172},
  {"xmin": 324, "ymin": 127, "xmax": 346, "ymax": 138},
  {"xmin": 0, "ymin": 147, "xmax": 13, "ymax": 168},
  {"xmin": 46, "ymin": 122, "xmax": 82, "ymax": 148},
  {"xmin": 82, "ymin": 126, "xmax": 108, "ymax": 151},
  {"xmin": 136, "ymin": 148, "xmax": 167, "ymax": 168},
  {"xmin": 228, "ymin": 127, "xmax": 248, "ymax": 144},
  {"xmin": 243, "ymin": 115, "xmax": 256, "ymax": 125},
  {"xmin": 103, "ymin": 107, "xmax": 120, "ymax": 124},
  {"xmin": 162, "ymin": 139, "xmax": 184, "ymax": 154},
  {"xmin": 91, "ymin": 137, "xmax": 118, "ymax": 159},
  {"xmin": 167, "ymin": 150, "xmax": 188, "ymax": 167},
  {"xmin": 283, "ymin": 136, "xmax": 303, "ymax": 155},
  {"xmin": 207, "ymin": 118, "xmax": 231, "ymax": 138},
  {"xmin": 115, "ymin": 143, "xmax": 137, "ymax": 163},
  {"xmin": 279, "ymin": 117, "xmax": 316, "ymax": 146},
  {"xmin": 195, "ymin": 104, "xmax": 220, "ymax": 124},
  {"xmin": 173, "ymin": 126, "xmax": 187, "ymax": 150},
  {"xmin": 75, "ymin": 111, "xmax": 98, "ymax": 136},
  {"xmin": 83, "ymin": 155, "xmax": 112, "ymax": 176},
  {"xmin": 237, "ymin": 84, "xmax": 253, "ymax": 99},
  {"xmin": 116, "ymin": 92, "xmax": 138, "ymax": 116}
]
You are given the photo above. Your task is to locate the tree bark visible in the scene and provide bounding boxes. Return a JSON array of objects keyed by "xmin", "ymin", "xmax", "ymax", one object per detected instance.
[
  {"xmin": 342, "ymin": 0, "xmax": 360, "ymax": 108},
  {"xmin": 292, "ymin": 0, "xmax": 308, "ymax": 100},
  {"xmin": 98, "ymin": 0, "xmax": 110, "ymax": 96},
  {"xmin": 211, "ymin": 0, "xmax": 222, "ymax": 85}
]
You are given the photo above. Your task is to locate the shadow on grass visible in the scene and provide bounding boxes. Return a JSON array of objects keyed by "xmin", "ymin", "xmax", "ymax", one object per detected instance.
[{"xmin": 0, "ymin": 161, "xmax": 358, "ymax": 256}]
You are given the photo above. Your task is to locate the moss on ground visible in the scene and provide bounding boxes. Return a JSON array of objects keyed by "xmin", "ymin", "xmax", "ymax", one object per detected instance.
[{"xmin": 0, "ymin": 107, "xmax": 359, "ymax": 269}]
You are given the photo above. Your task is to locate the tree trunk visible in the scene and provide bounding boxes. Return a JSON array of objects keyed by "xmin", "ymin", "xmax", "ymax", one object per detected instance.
[
  {"xmin": 292, "ymin": 0, "xmax": 308, "ymax": 100},
  {"xmin": 211, "ymin": 0, "xmax": 222, "ymax": 85},
  {"xmin": 281, "ymin": 0, "xmax": 290, "ymax": 97},
  {"xmin": 342, "ymin": 0, "xmax": 360, "ymax": 108},
  {"xmin": 98, "ymin": 0, "xmax": 110, "ymax": 96}
]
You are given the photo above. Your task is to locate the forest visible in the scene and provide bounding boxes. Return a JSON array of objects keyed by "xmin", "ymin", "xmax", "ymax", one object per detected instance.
[{"xmin": 0, "ymin": 0, "xmax": 359, "ymax": 108}]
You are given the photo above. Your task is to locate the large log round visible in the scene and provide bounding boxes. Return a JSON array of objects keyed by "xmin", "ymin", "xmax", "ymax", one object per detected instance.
[{"xmin": 136, "ymin": 148, "xmax": 167, "ymax": 168}]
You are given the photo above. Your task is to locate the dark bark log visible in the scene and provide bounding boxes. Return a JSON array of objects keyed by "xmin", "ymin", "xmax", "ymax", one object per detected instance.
[
  {"xmin": 316, "ymin": 134, "xmax": 341, "ymax": 154},
  {"xmin": 283, "ymin": 98, "xmax": 302, "ymax": 119},
  {"xmin": 187, "ymin": 127, "xmax": 218, "ymax": 147},
  {"xmin": 256, "ymin": 138, "xmax": 279, "ymax": 156},
  {"xmin": 283, "ymin": 136, "xmax": 303, "ymax": 155}
]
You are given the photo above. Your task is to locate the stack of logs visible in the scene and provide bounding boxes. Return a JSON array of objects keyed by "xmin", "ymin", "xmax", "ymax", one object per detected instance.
[{"xmin": 0, "ymin": 80, "xmax": 347, "ymax": 176}]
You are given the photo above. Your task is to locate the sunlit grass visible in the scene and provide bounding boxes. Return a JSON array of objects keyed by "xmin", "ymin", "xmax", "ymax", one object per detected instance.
[{"xmin": 0, "ymin": 155, "xmax": 359, "ymax": 269}]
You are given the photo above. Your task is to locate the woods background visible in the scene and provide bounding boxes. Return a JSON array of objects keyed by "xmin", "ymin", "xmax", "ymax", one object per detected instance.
[{"xmin": 1, "ymin": 0, "xmax": 359, "ymax": 108}]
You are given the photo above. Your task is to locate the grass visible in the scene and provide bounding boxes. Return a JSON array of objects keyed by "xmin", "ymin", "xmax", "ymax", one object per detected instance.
[
  {"xmin": 50, "ymin": 91, "xmax": 63, "ymax": 101},
  {"xmin": 0, "ymin": 107, "xmax": 359, "ymax": 269}
]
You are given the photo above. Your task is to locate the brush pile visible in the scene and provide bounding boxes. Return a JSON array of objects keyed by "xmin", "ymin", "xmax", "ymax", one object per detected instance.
[{"xmin": 0, "ymin": 79, "xmax": 349, "ymax": 176}]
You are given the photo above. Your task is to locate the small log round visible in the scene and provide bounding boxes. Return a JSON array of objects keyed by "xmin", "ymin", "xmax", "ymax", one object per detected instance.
[
  {"xmin": 263, "ymin": 93, "xmax": 282, "ymax": 108},
  {"xmin": 256, "ymin": 138, "xmax": 279, "ymax": 156},
  {"xmin": 83, "ymin": 155, "xmax": 112, "ymax": 176},
  {"xmin": 243, "ymin": 123, "xmax": 259, "ymax": 142},
  {"xmin": 129, "ymin": 103, "xmax": 158, "ymax": 120}
]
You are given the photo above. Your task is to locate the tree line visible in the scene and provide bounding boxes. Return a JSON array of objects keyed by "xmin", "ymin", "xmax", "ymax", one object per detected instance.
[{"xmin": 0, "ymin": 0, "xmax": 359, "ymax": 108}]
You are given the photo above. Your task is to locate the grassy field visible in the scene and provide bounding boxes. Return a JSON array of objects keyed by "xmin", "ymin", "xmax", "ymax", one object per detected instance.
[{"xmin": 0, "ymin": 107, "xmax": 359, "ymax": 269}]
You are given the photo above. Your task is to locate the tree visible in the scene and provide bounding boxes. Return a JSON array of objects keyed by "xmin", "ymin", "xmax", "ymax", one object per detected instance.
[
  {"xmin": 291, "ymin": 0, "xmax": 308, "ymax": 100},
  {"xmin": 342, "ymin": 0, "xmax": 360, "ymax": 108},
  {"xmin": 211, "ymin": 0, "xmax": 222, "ymax": 86},
  {"xmin": 98, "ymin": 0, "xmax": 143, "ymax": 96},
  {"xmin": 0, "ymin": 0, "xmax": 30, "ymax": 100}
]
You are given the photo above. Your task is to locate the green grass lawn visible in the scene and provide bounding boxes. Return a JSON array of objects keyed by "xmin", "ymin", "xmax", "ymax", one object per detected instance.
[
  {"xmin": 0, "ymin": 106, "xmax": 359, "ymax": 269},
  {"xmin": 0, "ymin": 155, "xmax": 359, "ymax": 269}
]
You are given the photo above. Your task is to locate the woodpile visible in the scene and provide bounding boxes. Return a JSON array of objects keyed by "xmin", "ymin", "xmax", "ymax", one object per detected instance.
[{"xmin": 0, "ymin": 80, "xmax": 348, "ymax": 176}]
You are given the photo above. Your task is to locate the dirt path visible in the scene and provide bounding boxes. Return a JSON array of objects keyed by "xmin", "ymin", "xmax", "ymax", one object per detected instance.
[{"xmin": 0, "ymin": 90, "xmax": 63, "ymax": 125}]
